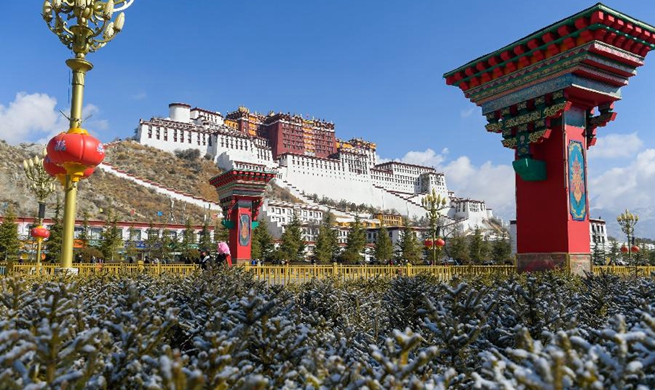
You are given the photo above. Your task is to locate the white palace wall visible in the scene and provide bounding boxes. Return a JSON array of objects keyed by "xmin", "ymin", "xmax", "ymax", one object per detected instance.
[{"xmin": 135, "ymin": 103, "xmax": 492, "ymax": 224}]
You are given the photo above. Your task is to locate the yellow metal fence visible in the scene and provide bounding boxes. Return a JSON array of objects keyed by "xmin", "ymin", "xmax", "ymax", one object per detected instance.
[
  {"xmin": 243, "ymin": 264, "xmax": 516, "ymax": 285},
  {"xmin": 0, "ymin": 262, "xmax": 199, "ymax": 276},
  {"xmin": 0, "ymin": 263, "xmax": 652, "ymax": 285}
]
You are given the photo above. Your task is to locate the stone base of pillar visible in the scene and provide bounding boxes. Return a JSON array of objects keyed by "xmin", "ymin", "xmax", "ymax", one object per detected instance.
[{"xmin": 517, "ymin": 253, "xmax": 591, "ymax": 276}]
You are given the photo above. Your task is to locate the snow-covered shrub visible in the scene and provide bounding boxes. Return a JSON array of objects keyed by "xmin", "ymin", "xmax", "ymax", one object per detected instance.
[{"xmin": 0, "ymin": 269, "xmax": 652, "ymax": 388}]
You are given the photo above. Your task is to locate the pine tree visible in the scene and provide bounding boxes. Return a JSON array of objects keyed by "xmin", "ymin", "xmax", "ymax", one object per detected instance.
[
  {"xmin": 314, "ymin": 212, "xmax": 338, "ymax": 264},
  {"xmin": 198, "ymin": 218, "xmax": 212, "ymax": 253},
  {"xmin": 491, "ymin": 231, "xmax": 512, "ymax": 264},
  {"xmin": 99, "ymin": 209, "xmax": 123, "ymax": 261},
  {"xmin": 156, "ymin": 229, "xmax": 174, "ymax": 261},
  {"xmin": 125, "ymin": 225, "xmax": 139, "ymax": 261},
  {"xmin": 145, "ymin": 220, "xmax": 160, "ymax": 259},
  {"xmin": 0, "ymin": 205, "xmax": 20, "ymax": 261},
  {"xmin": 375, "ymin": 224, "xmax": 393, "ymax": 264},
  {"xmin": 214, "ymin": 219, "xmax": 229, "ymax": 245},
  {"xmin": 78, "ymin": 210, "xmax": 91, "ymax": 249},
  {"xmin": 397, "ymin": 219, "xmax": 421, "ymax": 264},
  {"xmin": 609, "ymin": 240, "xmax": 620, "ymax": 265},
  {"xmin": 45, "ymin": 196, "xmax": 63, "ymax": 263},
  {"xmin": 448, "ymin": 229, "xmax": 469, "ymax": 264},
  {"xmin": 279, "ymin": 211, "xmax": 304, "ymax": 262},
  {"xmin": 592, "ymin": 240, "xmax": 607, "ymax": 265},
  {"xmin": 181, "ymin": 218, "xmax": 197, "ymax": 260},
  {"xmin": 469, "ymin": 227, "xmax": 486, "ymax": 264},
  {"xmin": 251, "ymin": 219, "xmax": 274, "ymax": 261},
  {"xmin": 342, "ymin": 215, "xmax": 366, "ymax": 264}
]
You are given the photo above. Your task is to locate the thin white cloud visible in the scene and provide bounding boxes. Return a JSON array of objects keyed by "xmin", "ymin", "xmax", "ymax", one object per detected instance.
[
  {"xmin": 0, "ymin": 92, "xmax": 67, "ymax": 145},
  {"xmin": 397, "ymin": 148, "xmax": 515, "ymax": 220},
  {"xmin": 588, "ymin": 132, "xmax": 643, "ymax": 159},
  {"xmin": 0, "ymin": 92, "xmax": 108, "ymax": 145},
  {"xmin": 132, "ymin": 91, "xmax": 147, "ymax": 100},
  {"xmin": 590, "ymin": 148, "xmax": 655, "ymax": 210},
  {"xmin": 460, "ymin": 107, "xmax": 476, "ymax": 118},
  {"xmin": 398, "ymin": 147, "xmax": 449, "ymax": 168},
  {"xmin": 442, "ymin": 156, "xmax": 515, "ymax": 219}
]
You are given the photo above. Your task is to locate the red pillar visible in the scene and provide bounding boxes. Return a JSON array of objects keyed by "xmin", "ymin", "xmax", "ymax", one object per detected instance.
[
  {"xmin": 516, "ymin": 104, "xmax": 591, "ymax": 273},
  {"xmin": 228, "ymin": 201, "xmax": 252, "ymax": 264}
]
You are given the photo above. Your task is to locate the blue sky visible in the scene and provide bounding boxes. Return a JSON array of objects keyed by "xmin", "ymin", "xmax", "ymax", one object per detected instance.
[{"xmin": 3, "ymin": 1, "xmax": 655, "ymax": 233}]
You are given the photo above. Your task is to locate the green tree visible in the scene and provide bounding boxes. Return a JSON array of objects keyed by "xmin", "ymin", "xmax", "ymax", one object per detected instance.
[
  {"xmin": 45, "ymin": 196, "xmax": 63, "ymax": 263},
  {"xmin": 592, "ymin": 240, "xmax": 607, "ymax": 265},
  {"xmin": 491, "ymin": 231, "xmax": 512, "ymax": 264},
  {"xmin": 279, "ymin": 212, "xmax": 304, "ymax": 262},
  {"xmin": 180, "ymin": 218, "xmax": 198, "ymax": 260},
  {"xmin": 0, "ymin": 205, "xmax": 20, "ymax": 261},
  {"xmin": 125, "ymin": 225, "xmax": 139, "ymax": 261},
  {"xmin": 251, "ymin": 219, "xmax": 275, "ymax": 261},
  {"xmin": 78, "ymin": 209, "xmax": 91, "ymax": 249},
  {"xmin": 342, "ymin": 216, "xmax": 366, "ymax": 264},
  {"xmin": 375, "ymin": 224, "xmax": 393, "ymax": 264},
  {"xmin": 468, "ymin": 227, "xmax": 490, "ymax": 264},
  {"xmin": 397, "ymin": 219, "xmax": 421, "ymax": 264},
  {"xmin": 99, "ymin": 209, "xmax": 122, "ymax": 261},
  {"xmin": 633, "ymin": 242, "xmax": 647, "ymax": 265},
  {"xmin": 145, "ymin": 220, "xmax": 160, "ymax": 259},
  {"xmin": 608, "ymin": 240, "xmax": 620, "ymax": 265},
  {"xmin": 198, "ymin": 218, "xmax": 212, "ymax": 253},
  {"xmin": 156, "ymin": 229, "xmax": 174, "ymax": 261},
  {"xmin": 214, "ymin": 219, "xmax": 229, "ymax": 246},
  {"xmin": 448, "ymin": 229, "xmax": 469, "ymax": 264},
  {"xmin": 314, "ymin": 212, "xmax": 338, "ymax": 263}
]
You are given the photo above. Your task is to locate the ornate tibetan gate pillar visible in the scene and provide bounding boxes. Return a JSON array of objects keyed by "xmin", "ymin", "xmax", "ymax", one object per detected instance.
[
  {"xmin": 445, "ymin": 4, "xmax": 655, "ymax": 274},
  {"xmin": 209, "ymin": 167, "xmax": 276, "ymax": 264}
]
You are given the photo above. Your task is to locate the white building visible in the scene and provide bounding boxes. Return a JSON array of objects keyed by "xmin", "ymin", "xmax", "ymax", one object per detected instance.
[{"xmin": 135, "ymin": 102, "xmax": 494, "ymax": 224}]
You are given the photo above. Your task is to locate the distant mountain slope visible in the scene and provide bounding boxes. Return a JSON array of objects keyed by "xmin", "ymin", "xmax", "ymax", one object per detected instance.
[
  {"xmin": 103, "ymin": 140, "xmax": 222, "ymax": 202},
  {"xmin": 0, "ymin": 140, "xmax": 215, "ymax": 224}
]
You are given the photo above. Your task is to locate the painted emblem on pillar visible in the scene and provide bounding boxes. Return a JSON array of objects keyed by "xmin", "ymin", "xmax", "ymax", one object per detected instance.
[
  {"xmin": 568, "ymin": 140, "xmax": 586, "ymax": 221},
  {"xmin": 239, "ymin": 213, "xmax": 251, "ymax": 246}
]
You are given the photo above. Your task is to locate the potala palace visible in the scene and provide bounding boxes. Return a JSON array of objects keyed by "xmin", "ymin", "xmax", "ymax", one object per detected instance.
[{"xmin": 134, "ymin": 103, "xmax": 495, "ymax": 232}]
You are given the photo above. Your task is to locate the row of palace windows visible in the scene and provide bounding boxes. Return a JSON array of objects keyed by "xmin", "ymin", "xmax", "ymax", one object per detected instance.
[{"xmin": 147, "ymin": 128, "xmax": 210, "ymax": 146}]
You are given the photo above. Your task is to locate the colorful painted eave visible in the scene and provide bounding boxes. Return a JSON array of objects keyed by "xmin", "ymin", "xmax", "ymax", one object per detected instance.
[
  {"xmin": 443, "ymin": 3, "xmax": 655, "ymax": 93},
  {"xmin": 208, "ymin": 169, "xmax": 277, "ymax": 188}
]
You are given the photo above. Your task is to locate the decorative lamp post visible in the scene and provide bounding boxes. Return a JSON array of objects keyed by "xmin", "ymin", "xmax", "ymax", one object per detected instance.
[
  {"xmin": 421, "ymin": 189, "xmax": 448, "ymax": 265},
  {"xmin": 30, "ymin": 226, "xmax": 51, "ymax": 266},
  {"xmin": 617, "ymin": 209, "xmax": 639, "ymax": 276},
  {"xmin": 42, "ymin": 0, "xmax": 135, "ymax": 270},
  {"xmin": 423, "ymin": 237, "xmax": 445, "ymax": 265},
  {"xmin": 23, "ymin": 151, "xmax": 57, "ymax": 266}
]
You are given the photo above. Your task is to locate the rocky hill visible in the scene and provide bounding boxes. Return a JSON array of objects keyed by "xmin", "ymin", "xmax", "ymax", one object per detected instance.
[
  {"xmin": 103, "ymin": 140, "xmax": 222, "ymax": 203},
  {"xmin": 0, "ymin": 141, "xmax": 218, "ymax": 224},
  {"xmin": 0, "ymin": 140, "xmax": 300, "ymax": 225}
]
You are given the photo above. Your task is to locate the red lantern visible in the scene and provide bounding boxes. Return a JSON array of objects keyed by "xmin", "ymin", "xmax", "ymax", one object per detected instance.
[
  {"xmin": 435, "ymin": 238, "xmax": 445, "ymax": 247},
  {"xmin": 43, "ymin": 155, "xmax": 66, "ymax": 177},
  {"xmin": 631, "ymin": 245, "xmax": 640, "ymax": 253},
  {"xmin": 83, "ymin": 166, "xmax": 95, "ymax": 179},
  {"xmin": 47, "ymin": 128, "xmax": 105, "ymax": 181},
  {"xmin": 424, "ymin": 239, "xmax": 433, "ymax": 248},
  {"xmin": 621, "ymin": 245, "xmax": 629, "ymax": 253},
  {"xmin": 43, "ymin": 155, "xmax": 67, "ymax": 186},
  {"xmin": 30, "ymin": 226, "xmax": 50, "ymax": 240}
]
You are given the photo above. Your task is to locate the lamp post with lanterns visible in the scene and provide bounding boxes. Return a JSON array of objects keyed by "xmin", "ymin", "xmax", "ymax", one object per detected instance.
[
  {"xmin": 421, "ymin": 189, "xmax": 449, "ymax": 265},
  {"xmin": 22, "ymin": 150, "xmax": 57, "ymax": 266},
  {"xmin": 41, "ymin": 0, "xmax": 134, "ymax": 269},
  {"xmin": 617, "ymin": 209, "xmax": 639, "ymax": 277}
]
